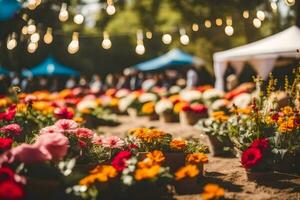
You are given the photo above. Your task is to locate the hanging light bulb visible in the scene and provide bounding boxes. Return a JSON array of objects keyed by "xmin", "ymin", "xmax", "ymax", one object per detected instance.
[
  {"xmin": 59, "ymin": 3, "xmax": 69, "ymax": 22},
  {"xmin": 27, "ymin": 0, "xmax": 41, "ymax": 10},
  {"xmin": 21, "ymin": 26, "xmax": 28, "ymax": 35},
  {"xmin": 102, "ymin": 31, "xmax": 112, "ymax": 49},
  {"xmin": 253, "ymin": 18, "xmax": 262, "ymax": 28},
  {"xmin": 215, "ymin": 18, "xmax": 223, "ymax": 26},
  {"xmin": 74, "ymin": 14, "xmax": 84, "ymax": 25},
  {"xmin": 106, "ymin": 0, "xmax": 116, "ymax": 15},
  {"xmin": 7, "ymin": 33, "xmax": 17, "ymax": 50},
  {"xmin": 44, "ymin": 27, "xmax": 53, "ymax": 44},
  {"xmin": 192, "ymin": 23, "xmax": 199, "ymax": 31},
  {"xmin": 226, "ymin": 17, "xmax": 232, "ymax": 26},
  {"xmin": 256, "ymin": 10, "xmax": 265, "ymax": 21},
  {"xmin": 146, "ymin": 31, "xmax": 152, "ymax": 39},
  {"xmin": 30, "ymin": 32, "xmax": 40, "ymax": 43},
  {"xmin": 243, "ymin": 10, "xmax": 249, "ymax": 19},
  {"xmin": 271, "ymin": 2, "xmax": 278, "ymax": 12},
  {"xmin": 224, "ymin": 26, "xmax": 234, "ymax": 36},
  {"xmin": 284, "ymin": 0, "xmax": 295, "ymax": 6},
  {"xmin": 27, "ymin": 20, "xmax": 36, "ymax": 35},
  {"xmin": 204, "ymin": 20, "xmax": 212, "ymax": 28},
  {"xmin": 179, "ymin": 28, "xmax": 189, "ymax": 45},
  {"xmin": 162, "ymin": 34, "xmax": 172, "ymax": 44},
  {"xmin": 135, "ymin": 30, "xmax": 145, "ymax": 55},
  {"xmin": 27, "ymin": 42, "xmax": 38, "ymax": 53},
  {"xmin": 68, "ymin": 32, "xmax": 79, "ymax": 54}
]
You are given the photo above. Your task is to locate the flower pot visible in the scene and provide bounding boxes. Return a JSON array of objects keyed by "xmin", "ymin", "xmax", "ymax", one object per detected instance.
[
  {"xmin": 207, "ymin": 134, "xmax": 233, "ymax": 157},
  {"xmin": 246, "ymin": 169, "xmax": 273, "ymax": 182},
  {"xmin": 179, "ymin": 111, "xmax": 208, "ymax": 126},
  {"xmin": 273, "ymin": 150, "xmax": 300, "ymax": 173},
  {"xmin": 148, "ymin": 113, "xmax": 159, "ymax": 121},
  {"xmin": 175, "ymin": 177, "xmax": 201, "ymax": 195},
  {"xmin": 160, "ymin": 111, "xmax": 179, "ymax": 123}
]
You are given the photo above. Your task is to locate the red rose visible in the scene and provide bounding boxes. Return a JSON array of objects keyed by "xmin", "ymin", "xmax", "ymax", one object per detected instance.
[
  {"xmin": 0, "ymin": 181, "xmax": 25, "ymax": 200},
  {"xmin": 241, "ymin": 147, "xmax": 263, "ymax": 169},
  {"xmin": 0, "ymin": 138, "xmax": 13, "ymax": 151},
  {"xmin": 111, "ymin": 151, "xmax": 132, "ymax": 172},
  {"xmin": 250, "ymin": 138, "xmax": 269, "ymax": 150},
  {"xmin": 0, "ymin": 167, "xmax": 15, "ymax": 182}
]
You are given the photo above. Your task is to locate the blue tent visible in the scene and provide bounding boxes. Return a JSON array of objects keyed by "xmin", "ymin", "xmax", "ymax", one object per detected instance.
[
  {"xmin": 22, "ymin": 56, "xmax": 80, "ymax": 77},
  {"xmin": 134, "ymin": 48, "xmax": 204, "ymax": 72},
  {"xmin": 0, "ymin": 67, "xmax": 10, "ymax": 75},
  {"xmin": 0, "ymin": 0, "xmax": 21, "ymax": 21}
]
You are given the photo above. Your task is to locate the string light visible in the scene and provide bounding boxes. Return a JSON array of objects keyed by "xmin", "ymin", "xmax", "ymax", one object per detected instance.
[
  {"xmin": 59, "ymin": 3, "xmax": 69, "ymax": 22},
  {"xmin": 243, "ymin": 10, "xmax": 249, "ymax": 19},
  {"xmin": 204, "ymin": 20, "xmax": 212, "ymax": 28},
  {"xmin": 179, "ymin": 28, "xmax": 189, "ymax": 45},
  {"xmin": 106, "ymin": 0, "xmax": 116, "ymax": 15},
  {"xmin": 284, "ymin": 0, "xmax": 295, "ymax": 6},
  {"xmin": 68, "ymin": 32, "xmax": 79, "ymax": 54},
  {"xmin": 253, "ymin": 18, "xmax": 262, "ymax": 28},
  {"xmin": 135, "ymin": 30, "xmax": 145, "ymax": 55},
  {"xmin": 44, "ymin": 27, "xmax": 53, "ymax": 44},
  {"xmin": 226, "ymin": 17, "xmax": 232, "ymax": 26},
  {"xmin": 215, "ymin": 18, "xmax": 222, "ymax": 26},
  {"xmin": 27, "ymin": 20, "xmax": 36, "ymax": 35},
  {"xmin": 162, "ymin": 34, "xmax": 172, "ymax": 44},
  {"xmin": 271, "ymin": 2, "xmax": 278, "ymax": 12},
  {"xmin": 27, "ymin": 0, "xmax": 41, "ymax": 10},
  {"xmin": 146, "ymin": 31, "xmax": 152, "ymax": 39},
  {"xmin": 27, "ymin": 42, "xmax": 38, "ymax": 53},
  {"xmin": 192, "ymin": 23, "xmax": 199, "ymax": 31},
  {"xmin": 224, "ymin": 25, "xmax": 234, "ymax": 36},
  {"xmin": 74, "ymin": 14, "xmax": 84, "ymax": 25},
  {"xmin": 7, "ymin": 33, "xmax": 17, "ymax": 50},
  {"xmin": 102, "ymin": 31, "xmax": 112, "ymax": 49},
  {"xmin": 256, "ymin": 10, "xmax": 265, "ymax": 21},
  {"xmin": 21, "ymin": 26, "xmax": 28, "ymax": 35}
]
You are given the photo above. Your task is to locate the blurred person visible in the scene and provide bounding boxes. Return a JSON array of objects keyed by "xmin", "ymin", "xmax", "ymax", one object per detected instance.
[
  {"xmin": 186, "ymin": 66, "xmax": 198, "ymax": 88},
  {"xmin": 66, "ymin": 77, "xmax": 76, "ymax": 89},
  {"xmin": 90, "ymin": 74, "xmax": 103, "ymax": 93},
  {"xmin": 226, "ymin": 74, "xmax": 238, "ymax": 91},
  {"xmin": 11, "ymin": 72, "xmax": 20, "ymax": 86}
]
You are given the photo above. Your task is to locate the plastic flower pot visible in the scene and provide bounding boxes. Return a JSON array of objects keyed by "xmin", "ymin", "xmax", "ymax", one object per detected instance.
[
  {"xmin": 175, "ymin": 177, "xmax": 201, "ymax": 195},
  {"xmin": 160, "ymin": 111, "xmax": 179, "ymax": 123},
  {"xmin": 179, "ymin": 111, "xmax": 208, "ymax": 126}
]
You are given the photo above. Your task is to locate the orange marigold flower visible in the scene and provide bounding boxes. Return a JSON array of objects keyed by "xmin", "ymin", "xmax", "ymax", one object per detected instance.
[
  {"xmin": 232, "ymin": 107, "xmax": 251, "ymax": 115},
  {"xmin": 212, "ymin": 111, "xmax": 229, "ymax": 122},
  {"xmin": 186, "ymin": 153, "xmax": 208, "ymax": 164},
  {"xmin": 129, "ymin": 128, "xmax": 166, "ymax": 143},
  {"xmin": 175, "ymin": 165, "xmax": 199, "ymax": 180},
  {"xmin": 142, "ymin": 102, "xmax": 155, "ymax": 114},
  {"xmin": 281, "ymin": 106, "xmax": 294, "ymax": 116},
  {"xmin": 79, "ymin": 165, "xmax": 117, "ymax": 186},
  {"xmin": 73, "ymin": 117, "xmax": 85, "ymax": 124},
  {"xmin": 134, "ymin": 165, "xmax": 161, "ymax": 181},
  {"xmin": 201, "ymin": 183, "xmax": 225, "ymax": 200},
  {"xmin": 146, "ymin": 150, "xmax": 165, "ymax": 164},
  {"xmin": 170, "ymin": 139, "xmax": 187, "ymax": 151},
  {"xmin": 109, "ymin": 98, "xmax": 119, "ymax": 107}
]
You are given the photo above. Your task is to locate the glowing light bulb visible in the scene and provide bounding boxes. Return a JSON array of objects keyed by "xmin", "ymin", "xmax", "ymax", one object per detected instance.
[
  {"xmin": 135, "ymin": 44, "xmax": 145, "ymax": 55},
  {"xmin": 162, "ymin": 34, "xmax": 172, "ymax": 44},
  {"xmin": 59, "ymin": 3, "xmax": 69, "ymax": 22},
  {"xmin": 284, "ymin": 0, "xmax": 295, "ymax": 6},
  {"xmin": 192, "ymin": 23, "xmax": 199, "ymax": 31},
  {"xmin": 146, "ymin": 31, "xmax": 152, "ymax": 39},
  {"xmin": 27, "ymin": 24, "xmax": 36, "ymax": 34},
  {"xmin": 68, "ymin": 32, "xmax": 79, "ymax": 54},
  {"xmin": 74, "ymin": 14, "xmax": 84, "ymax": 25},
  {"xmin": 243, "ymin": 10, "xmax": 249, "ymax": 19},
  {"xmin": 30, "ymin": 32, "xmax": 40, "ymax": 43},
  {"xmin": 215, "ymin": 18, "xmax": 222, "ymax": 26},
  {"xmin": 22, "ymin": 26, "xmax": 28, "ymax": 35},
  {"xmin": 27, "ymin": 0, "xmax": 41, "ymax": 10},
  {"xmin": 7, "ymin": 37, "xmax": 17, "ymax": 50},
  {"xmin": 204, "ymin": 20, "xmax": 212, "ymax": 28},
  {"xmin": 44, "ymin": 28, "xmax": 53, "ymax": 44},
  {"xmin": 27, "ymin": 42, "xmax": 38, "ymax": 53},
  {"xmin": 180, "ymin": 35, "xmax": 189, "ymax": 45},
  {"xmin": 256, "ymin": 10, "xmax": 265, "ymax": 21},
  {"xmin": 102, "ymin": 32, "xmax": 112, "ymax": 49},
  {"xmin": 106, "ymin": 5, "xmax": 116, "ymax": 15},
  {"xmin": 226, "ymin": 17, "xmax": 232, "ymax": 26},
  {"xmin": 271, "ymin": 2, "xmax": 278, "ymax": 12},
  {"xmin": 224, "ymin": 26, "xmax": 234, "ymax": 36},
  {"xmin": 253, "ymin": 18, "xmax": 262, "ymax": 28}
]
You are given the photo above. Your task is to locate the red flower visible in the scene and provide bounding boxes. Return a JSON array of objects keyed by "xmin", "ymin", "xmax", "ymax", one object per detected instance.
[
  {"xmin": 0, "ymin": 138, "xmax": 13, "ymax": 152},
  {"xmin": 128, "ymin": 143, "xmax": 138, "ymax": 149},
  {"xmin": 190, "ymin": 104, "xmax": 208, "ymax": 114},
  {"xmin": 0, "ymin": 124, "xmax": 22, "ymax": 136},
  {"xmin": 250, "ymin": 138, "xmax": 269, "ymax": 151},
  {"xmin": 241, "ymin": 147, "xmax": 263, "ymax": 169},
  {"xmin": 0, "ymin": 167, "xmax": 15, "ymax": 182},
  {"xmin": 0, "ymin": 106, "xmax": 16, "ymax": 122},
  {"xmin": 54, "ymin": 107, "xmax": 74, "ymax": 119},
  {"xmin": 0, "ymin": 181, "xmax": 25, "ymax": 200},
  {"xmin": 111, "ymin": 151, "xmax": 132, "ymax": 172},
  {"xmin": 78, "ymin": 140, "xmax": 87, "ymax": 149}
]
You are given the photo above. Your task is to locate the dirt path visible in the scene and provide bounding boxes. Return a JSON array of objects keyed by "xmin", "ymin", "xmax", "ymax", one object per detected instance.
[{"xmin": 99, "ymin": 116, "xmax": 300, "ymax": 200}]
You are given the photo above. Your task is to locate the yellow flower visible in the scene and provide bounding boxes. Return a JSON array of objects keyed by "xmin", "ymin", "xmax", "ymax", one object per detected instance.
[
  {"xmin": 79, "ymin": 165, "xmax": 117, "ymax": 186},
  {"xmin": 141, "ymin": 102, "xmax": 155, "ymax": 114},
  {"xmin": 281, "ymin": 106, "xmax": 293, "ymax": 116},
  {"xmin": 169, "ymin": 95, "xmax": 180, "ymax": 103},
  {"xmin": 278, "ymin": 116, "xmax": 297, "ymax": 133},
  {"xmin": 73, "ymin": 117, "xmax": 85, "ymax": 124},
  {"xmin": 186, "ymin": 153, "xmax": 208, "ymax": 164},
  {"xmin": 58, "ymin": 89, "xmax": 72, "ymax": 98},
  {"xmin": 170, "ymin": 139, "xmax": 187, "ymax": 151},
  {"xmin": 16, "ymin": 103, "xmax": 27, "ymax": 113},
  {"xmin": 0, "ymin": 98, "xmax": 11, "ymax": 108},
  {"xmin": 134, "ymin": 164, "xmax": 161, "ymax": 181},
  {"xmin": 81, "ymin": 108, "xmax": 91, "ymax": 114},
  {"xmin": 232, "ymin": 107, "xmax": 251, "ymax": 115},
  {"xmin": 201, "ymin": 183, "xmax": 225, "ymax": 200},
  {"xmin": 129, "ymin": 128, "xmax": 166, "ymax": 143},
  {"xmin": 212, "ymin": 111, "xmax": 229, "ymax": 122},
  {"xmin": 175, "ymin": 165, "xmax": 199, "ymax": 180},
  {"xmin": 173, "ymin": 102, "xmax": 188, "ymax": 113},
  {"xmin": 110, "ymin": 98, "xmax": 119, "ymax": 107}
]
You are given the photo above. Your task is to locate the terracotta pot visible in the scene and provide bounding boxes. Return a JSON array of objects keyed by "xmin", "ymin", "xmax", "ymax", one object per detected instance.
[
  {"xmin": 207, "ymin": 134, "xmax": 233, "ymax": 157},
  {"xmin": 179, "ymin": 111, "xmax": 208, "ymax": 126},
  {"xmin": 160, "ymin": 111, "xmax": 179, "ymax": 123},
  {"xmin": 175, "ymin": 177, "xmax": 200, "ymax": 195}
]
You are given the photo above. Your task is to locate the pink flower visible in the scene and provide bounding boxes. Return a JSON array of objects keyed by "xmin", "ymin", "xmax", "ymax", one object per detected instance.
[
  {"xmin": 35, "ymin": 133, "xmax": 69, "ymax": 161},
  {"xmin": 39, "ymin": 125, "xmax": 63, "ymax": 135},
  {"xmin": 92, "ymin": 135, "xmax": 105, "ymax": 145},
  {"xmin": 75, "ymin": 128, "xmax": 94, "ymax": 139},
  {"xmin": 24, "ymin": 95, "xmax": 37, "ymax": 103},
  {"xmin": 78, "ymin": 140, "xmax": 87, "ymax": 149},
  {"xmin": 54, "ymin": 107, "xmax": 74, "ymax": 119},
  {"xmin": 0, "ymin": 124, "xmax": 22, "ymax": 136},
  {"xmin": 102, "ymin": 136, "xmax": 124, "ymax": 149},
  {"xmin": 54, "ymin": 119, "xmax": 78, "ymax": 131}
]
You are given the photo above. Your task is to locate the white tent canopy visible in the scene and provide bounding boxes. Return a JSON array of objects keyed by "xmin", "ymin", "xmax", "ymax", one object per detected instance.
[{"xmin": 213, "ymin": 26, "xmax": 300, "ymax": 90}]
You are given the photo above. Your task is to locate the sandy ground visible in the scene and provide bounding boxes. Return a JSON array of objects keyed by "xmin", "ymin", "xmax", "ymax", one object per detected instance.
[{"xmin": 99, "ymin": 116, "xmax": 300, "ymax": 200}]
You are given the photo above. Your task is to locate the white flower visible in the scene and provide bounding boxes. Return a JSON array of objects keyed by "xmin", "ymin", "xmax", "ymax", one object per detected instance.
[
  {"xmin": 202, "ymin": 89, "xmax": 224, "ymax": 102},
  {"xmin": 115, "ymin": 89, "xmax": 130, "ymax": 98},
  {"xmin": 169, "ymin": 85, "xmax": 181, "ymax": 94},
  {"xmin": 122, "ymin": 175, "xmax": 133, "ymax": 186},
  {"xmin": 180, "ymin": 89, "xmax": 202, "ymax": 102},
  {"xmin": 118, "ymin": 94, "xmax": 137, "ymax": 112},
  {"xmin": 128, "ymin": 165, "xmax": 136, "ymax": 172},
  {"xmin": 232, "ymin": 93, "xmax": 252, "ymax": 108},
  {"xmin": 77, "ymin": 99, "xmax": 97, "ymax": 111},
  {"xmin": 122, "ymin": 168, "xmax": 130, "ymax": 175},
  {"xmin": 211, "ymin": 99, "xmax": 229, "ymax": 111},
  {"xmin": 138, "ymin": 93, "xmax": 157, "ymax": 103},
  {"xmin": 155, "ymin": 99, "xmax": 173, "ymax": 114}
]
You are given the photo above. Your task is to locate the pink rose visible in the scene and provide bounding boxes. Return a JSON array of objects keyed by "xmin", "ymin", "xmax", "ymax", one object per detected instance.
[
  {"xmin": 0, "ymin": 124, "xmax": 22, "ymax": 136},
  {"xmin": 102, "ymin": 136, "xmax": 124, "ymax": 149},
  {"xmin": 75, "ymin": 128, "xmax": 94, "ymax": 139},
  {"xmin": 35, "ymin": 133, "xmax": 69, "ymax": 161},
  {"xmin": 54, "ymin": 119, "xmax": 78, "ymax": 132}
]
